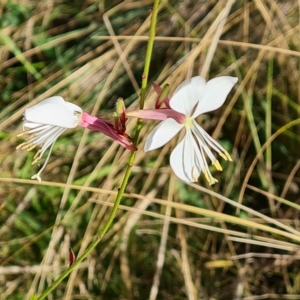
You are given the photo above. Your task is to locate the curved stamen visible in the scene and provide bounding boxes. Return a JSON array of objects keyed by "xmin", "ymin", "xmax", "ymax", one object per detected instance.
[
  {"xmin": 31, "ymin": 139, "xmax": 57, "ymax": 183},
  {"xmin": 196, "ymin": 123, "xmax": 232, "ymax": 161}
]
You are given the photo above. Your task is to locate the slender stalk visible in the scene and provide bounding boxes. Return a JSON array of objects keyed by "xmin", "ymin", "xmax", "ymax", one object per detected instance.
[
  {"xmin": 140, "ymin": 3, "xmax": 159, "ymax": 109},
  {"xmin": 265, "ymin": 58, "xmax": 275, "ymax": 216},
  {"xmin": 36, "ymin": 1, "xmax": 160, "ymax": 299},
  {"xmin": 100, "ymin": 0, "xmax": 160, "ymax": 237}
]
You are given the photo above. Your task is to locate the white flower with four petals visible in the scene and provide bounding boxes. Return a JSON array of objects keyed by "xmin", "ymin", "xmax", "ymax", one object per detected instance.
[{"xmin": 143, "ymin": 76, "xmax": 238, "ymax": 184}]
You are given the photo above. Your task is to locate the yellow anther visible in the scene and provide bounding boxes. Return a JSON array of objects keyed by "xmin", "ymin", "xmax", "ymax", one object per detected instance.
[
  {"xmin": 26, "ymin": 144, "xmax": 36, "ymax": 151},
  {"xmin": 16, "ymin": 143, "xmax": 25, "ymax": 150},
  {"xmin": 17, "ymin": 132, "xmax": 27, "ymax": 137},
  {"xmin": 203, "ymin": 168, "xmax": 218, "ymax": 185},
  {"xmin": 26, "ymin": 134, "xmax": 36, "ymax": 140},
  {"xmin": 203, "ymin": 170, "xmax": 211, "ymax": 183},
  {"xmin": 33, "ymin": 149, "xmax": 41, "ymax": 160},
  {"xmin": 32, "ymin": 157, "xmax": 40, "ymax": 165},
  {"xmin": 213, "ymin": 160, "xmax": 223, "ymax": 171},
  {"xmin": 224, "ymin": 151, "xmax": 232, "ymax": 161},
  {"xmin": 219, "ymin": 151, "xmax": 232, "ymax": 161},
  {"xmin": 17, "ymin": 142, "xmax": 36, "ymax": 151},
  {"xmin": 219, "ymin": 152, "xmax": 228, "ymax": 161},
  {"xmin": 192, "ymin": 167, "xmax": 198, "ymax": 181}
]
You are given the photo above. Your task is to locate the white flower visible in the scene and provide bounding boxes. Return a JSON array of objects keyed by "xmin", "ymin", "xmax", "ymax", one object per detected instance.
[
  {"xmin": 17, "ymin": 96, "xmax": 83, "ymax": 182},
  {"xmin": 144, "ymin": 76, "xmax": 238, "ymax": 184},
  {"xmin": 17, "ymin": 96, "xmax": 137, "ymax": 182}
]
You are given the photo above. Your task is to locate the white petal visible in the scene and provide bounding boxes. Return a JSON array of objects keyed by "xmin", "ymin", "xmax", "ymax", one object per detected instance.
[
  {"xmin": 144, "ymin": 118, "xmax": 183, "ymax": 151},
  {"xmin": 24, "ymin": 96, "xmax": 82, "ymax": 128},
  {"xmin": 192, "ymin": 76, "xmax": 238, "ymax": 118},
  {"xmin": 169, "ymin": 132, "xmax": 200, "ymax": 183},
  {"xmin": 170, "ymin": 76, "xmax": 206, "ymax": 116}
]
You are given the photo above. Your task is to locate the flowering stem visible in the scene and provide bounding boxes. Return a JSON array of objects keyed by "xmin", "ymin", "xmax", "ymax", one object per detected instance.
[
  {"xmin": 140, "ymin": 2, "xmax": 159, "ymax": 109},
  {"xmin": 36, "ymin": 1, "xmax": 160, "ymax": 299},
  {"xmin": 99, "ymin": 0, "xmax": 160, "ymax": 236}
]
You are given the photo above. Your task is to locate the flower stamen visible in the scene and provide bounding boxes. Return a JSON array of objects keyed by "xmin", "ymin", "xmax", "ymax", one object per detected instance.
[
  {"xmin": 142, "ymin": 75, "xmax": 238, "ymax": 183},
  {"xmin": 31, "ymin": 140, "xmax": 57, "ymax": 183},
  {"xmin": 203, "ymin": 167, "xmax": 218, "ymax": 185},
  {"xmin": 191, "ymin": 167, "xmax": 198, "ymax": 182},
  {"xmin": 213, "ymin": 160, "xmax": 223, "ymax": 171},
  {"xmin": 32, "ymin": 148, "xmax": 42, "ymax": 164},
  {"xmin": 16, "ymin": 142, "xmax": 35, "ymax": 151},
  {"xmin": 184, "ymin": 117, "xmax": 193, "ymax": 128},
  {"xmin": 219, "ymin": 151, "xmax": 232, "ymax": 161}
]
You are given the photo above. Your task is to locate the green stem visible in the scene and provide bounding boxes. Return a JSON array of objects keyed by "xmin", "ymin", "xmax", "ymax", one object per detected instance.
[
  {"xmin": 140, "ymin": 2, "xmax": 159, "ymax": 109},
  {"xmin": 100, "ymin": 0, "xmax": 160, "ymax": 237},
  {"xmin": 36, "ymin": 1, "xmax": 160, "ymax": 299}
]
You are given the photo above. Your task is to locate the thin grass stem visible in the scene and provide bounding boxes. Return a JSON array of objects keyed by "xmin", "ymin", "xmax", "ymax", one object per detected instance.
[{"xmin": 36, "ymin": 1, "xmax": 160, "ymax": 299}]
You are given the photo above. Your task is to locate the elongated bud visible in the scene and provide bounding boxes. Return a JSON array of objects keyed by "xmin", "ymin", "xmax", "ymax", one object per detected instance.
[
  {"xmin": 151, "ymin": 82, "xmax": 162, "ymax": 95},
  {"xmin": 152, "ymin": 83, "xmax": 170, "ymax": 109},
  {"xmin": 69, "ymin": 248, "xmax": 76, "ymax": 266},
  {"xmin": 115, "ymin": 98, "xmax": 126, "ymax": 134},
  {"xmin": 116, "ymin": 98, "xmax": 125, "ymax": 116},
  {"xmin": 113, "ymin": 112, "xmax": 120, "ymax": 133}
]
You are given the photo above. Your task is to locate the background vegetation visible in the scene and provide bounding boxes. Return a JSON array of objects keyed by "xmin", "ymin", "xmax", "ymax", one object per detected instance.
[{"xmin": 1, "ymin": 0, "xmax": 300, "ymax": 299}]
